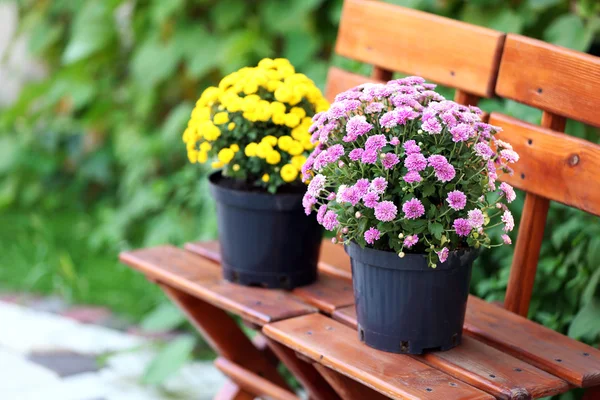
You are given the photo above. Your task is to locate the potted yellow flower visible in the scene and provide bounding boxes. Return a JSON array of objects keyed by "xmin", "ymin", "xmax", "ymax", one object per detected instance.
[{"xmin": 182, "ymin": 58, "xmax": 329, "ymax": 289}]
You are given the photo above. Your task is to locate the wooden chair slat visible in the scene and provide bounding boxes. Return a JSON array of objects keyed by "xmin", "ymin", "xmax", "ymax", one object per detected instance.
[
  {"xmin": 186, "ymin": 240, "xmax": 353, "ymax": 313},
  {"xmin": 324, "ymin": 67, "xmax": 382, "ymax": 103},
  {"xmin": 215, "ymin": 357, "xmax": 300, "ymax": 400},
  {"xmin": 465, "ymin": 295, "xmax": 600, "ymax": 388},
  {"xmin": 263, "ymin": 314, "xmax": 494, "ymax": 400},
  {"xmin": 313, "ymin": 364, "xmax": 390, "ymax": 400},
  {"xmin": 491, "ymin": 113, "xmax": 600, "ymax": 216},
  {"xmin": 119, "ymin": 247, "xmax": 316, "ymax": 326},
  {"xmin": 331, "ymin": 306, "xmax": 569, "ymax": 399},
  {"xmin": 214, "ymin": 381, "xmax": 255, "ymax": 400},
  {"xmin": 496, "ymin": 34, "xmax": 600, "ymax": 127},
  {"xmin": 336, "ymin": 0, "xmax": 505, "ymax": 97}
]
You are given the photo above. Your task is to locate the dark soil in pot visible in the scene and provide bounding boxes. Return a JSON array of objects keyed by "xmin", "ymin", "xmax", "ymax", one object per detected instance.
[
  {"xmin": 208, "ymin": 171, "xmax": 323, "ymax": 289},
  {"xmin": 345, "ymin": 241, "xmax": 477, "ymax": 354}
]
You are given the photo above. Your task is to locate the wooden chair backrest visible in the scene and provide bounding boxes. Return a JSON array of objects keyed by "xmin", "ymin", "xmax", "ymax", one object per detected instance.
[
  {"xmin": 490, "ymin": 34, "xmax": 600, "ymax": 317},
  {"xmin": 326, "ymin": 0, "xmax": 505, "ymax": 106}
]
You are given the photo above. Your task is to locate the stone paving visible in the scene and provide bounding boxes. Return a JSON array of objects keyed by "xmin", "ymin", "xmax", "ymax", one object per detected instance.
[{"xmin": 0, "ymin": 298, "xmax": 227, "ymax": 400}]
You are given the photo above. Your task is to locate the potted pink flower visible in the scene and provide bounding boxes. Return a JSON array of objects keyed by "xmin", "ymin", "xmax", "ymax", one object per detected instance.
[{"xmin": 303, "ymin": 77, "xmax": 518, "ymax": 354}]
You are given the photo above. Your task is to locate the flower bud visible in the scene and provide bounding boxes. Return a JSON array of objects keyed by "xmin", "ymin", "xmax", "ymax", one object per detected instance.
[
  {"xmin": 398, "ymin": 252, "xmax": 405, "ymax": 258},
  {"xmin": 380, "ymin": 153, "xmax": 386, "ymax": 159},
  {"xmin": 338, "ymin": 161, "xmax": 345, "ymax": 168},
  {"xmin": 430, "ymin": 244, "xmax": 434, "ymax": 249},
  {"xmin": 496, "ymin": 203, "xmax": 502, "ymax": 208},
  {"xmin": 342, "ymin": 227, "xmax": 349, "ymax": 234},
  {"xmin": 355, "ymin": 211, "xmax": 361, "ymax": 218},
  {"xmin": 398, "ymin": 233, "xmax": 404, "ymax": 239},
  {"xmin": 473, "ymin": 233, "xmax": 479, "ymax": 238},
  {"xmin": 331, "ymin": 237, "xmax": 338, "ymax": 244},
  {"xmin": 475, "ymin": 242, "xmax": 481, "ymax": 248},
  {"xmin": 417, "ymin": 129, "xmax": 423, "ymax": 134}
]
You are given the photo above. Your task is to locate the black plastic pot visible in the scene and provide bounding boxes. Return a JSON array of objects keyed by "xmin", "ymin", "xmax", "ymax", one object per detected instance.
[
  {"xmin": 208, "ymin": 171, "xmax": 323, "ymax": 289},
  {"xmin": 345, "ymin": 241, "xmax": 477, "ymax": 354}
]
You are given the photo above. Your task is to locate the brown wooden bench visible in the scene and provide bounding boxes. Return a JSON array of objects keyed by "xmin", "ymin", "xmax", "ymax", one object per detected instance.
[{"xmin": 119, "ymin": 1, "xmax": 600, "ymax": 399}]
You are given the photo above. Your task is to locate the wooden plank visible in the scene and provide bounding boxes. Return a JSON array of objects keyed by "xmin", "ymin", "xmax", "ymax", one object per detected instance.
[
  {"xmin": 496, "ymin": 34, "xmax": 600, "ymax": 127},
  {"xmin": 454, "ymin": 90, "xmax": 481, "ymax": 106},
  {"xmin": 215, "ymin": 357, "xmax": 300, "ymax": 400},
  {"xmin": 336, "ymin": 0, "xmax": 505, "ymax": 97},
  {"xmin": 186, "ymin": 239, "xmax": 353, "ymax": 282},
  {"xmin": 160, "ymin": 284, "xmax": 293, "ymax": 393},
  {"xmin": 263, "ymin": 314, "xmax": 494, "ymax": 400},
  {"xmin": 313, "ymin": 364, "xmax": 389, "ymax": 400},
  {"xmin": 371, "ymin": 66, "xmax": 393, "ymax": 81},
  {"xmin": 324, "ymin": 67, "xmax": 382, "ymax": 103},
  {"xmin": 266, "ymin": 338, "xmax": 342, "ymax": 400},
  {"xmin": 214, "ymin": 381, "xmax": 255, "ymax": 400},
  {"xmin": 465, "ymin": 295, "xmax": 600, "ymax": 388},
  {"xmin": 292, "ymin": 274, "xmax": 354, "ymax": 314},
  {"xmin": 332, "ymin": 306, "xmax": 568, "ymax": 399},
  {"xmin": 120, "ymin": 246, "xmax": 316, "ymax": 326},
  {"xmin": 490, "ymin": 113, "xmax": 600, "ymax": 217}
]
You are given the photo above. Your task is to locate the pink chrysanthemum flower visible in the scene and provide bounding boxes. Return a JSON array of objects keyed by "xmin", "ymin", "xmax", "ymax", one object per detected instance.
[
  {"xmin": 344, "ymin": 115, "xmax": 373, "ymax": 142},
  {"xmin": 404, "ymin": 153, "xmax": 427, "ymax": 172},
  {"xmin": 365, "ymin": 134, "xmax": 387, "ymax": 152},
  {"xmin": 361, "ymin": 149, "xmax": 378, "ymax": 164},
  {"xmin": 422, "ymin": 117, "xmax": 442, "ymax": 134},
  {"xmin": 348, "ymin": 148, "xmax": 364, "ymax": 161},
  {"xmin": 363, "ymin": 191, "xmax": 379, "ymax": 208},
  {"xmin": 339, "ymin": 186, "xmax": 361, "ymax": 206},
  {"xmin": 450, "ymin": 123, "xmax": 473, "ymax": 142},
  {"xmin": 389, "ymin": 137, "xmax": 400, "ymax": 146},
  {"xmin": 428, "ymin": 155, "xmax": 456, "ymax": 182},
  {"xmin": 454, "ymin": 218, "xmax": 472, "ymax": 237},
  {"xmin": 370, "ymin": 177, "xmax": 387, "ymax": 194},
  {"xmin": 322, "ymin": 210, "xmax": 339, "ymax": 231},
  {"xmin": 364, "ymin": 227, "xmax": 381, "ymax": 244},
  {"xmin": 446, "ymin": 190, "xmax": 467, "ymax": 211},
  {"xmin": 402, "ymin": 198, "xmax": 425, "ymax": 219},
  {"xmin": 467, "ymin": 209, "xmax": 484, "ymax": 228},
  {"xmin": 499, "ymin": 182, "xmax": 516, "ymax": 203},
  {"xmin": 403, "ymin": 234, "xmax": 419, "ymax": 248},
  {"xmin": 365, "ymin": 102, "xmax": 385, "ymax": 114},
  {"xmin": 474, "ymin": 142, "xmax": 494, "ymax": 160},
  {"xmin": 436, "ymin": 247, "xmax": 449, "ymax": 263},
  {"xmin": 382, "ymin": 153, "xmax": 400, "ymax": 169},
  {"xmin": 307, "ymin": 174, "xmax": 326, "ymax": 197},
  {"xmin": 501, "ymin": 210, "xmax": 515, "ymax": 232},
  {"xmin": 500, "ymin": 149, "xmax": 520, "ymax": 163},
  {"xmin": 302, "ymin": 193, "xmax": 316, "ymax": 215},
  {"xmin": 403, "ymin": 171, "xmax": 422, "ymax": 183},
  {"xmin": 316, "ymin": 204, "xmax": 327, "ymax": 224},
  {"xmin": 403, "ymin": 140, "xmax": 421, "ymax": 155},
  {"xmin": 501, "ymin": 234, "xmax": 512, "ymax": 245},
  {"xmin": 374, "ymin": 201, "xmax": 398, "ymax": 222}
]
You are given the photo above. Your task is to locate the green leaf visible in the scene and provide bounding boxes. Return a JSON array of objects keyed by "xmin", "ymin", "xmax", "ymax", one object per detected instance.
[
  {"xmin": 582, "ymin": 267, "xmax": 600, "ymax": 306},
  {"xmin": 210, "ymin": 0, "xmax": 249, "ymax": 32},
  {"xmin": 284, "ymin": 31, "xmax": 320, "ymax": 68},
  {"xmin": 488, "ymin": 9, "xmax": 524, "ymax": 34},
  {"xmin": 142, "ymin": 336, "xmax": 196, "ymax": 385},
  {"xmin": 62, "ymin": 2, "xmax": 115, "ymax": 64},
  {"xmin": 429, "ymin": 222, "xmax": 444, "ymax": 240},
  {"xmin": 568, "ymin": 298, "xmax": 600, "ymax": 341},
  {"xmin": 131, "ymin": 37, "xmax": 181, "ymax": 87},
  {"xmin": 544, "ymin": 15, "xmax": 594, "ymax": 52},
  {"xmin": 551, "ymin": 218, "xmax": 581, "ymax": 249},
  {"xmin": 140, "ymin": 303, "xmax": 186, "ymax": 333},
  {"xmin": 587, "ymin": 237, "xmax": 600, "ymax": 269},
  {"xmin": 526, "ymin": 0, "xmax": 562, "ymax": 12}
]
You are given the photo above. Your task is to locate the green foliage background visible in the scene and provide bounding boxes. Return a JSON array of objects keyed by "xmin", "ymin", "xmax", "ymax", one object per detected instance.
[{"xmin": 1, "ymin": 0, "xmax": 600, "ymax": 385}]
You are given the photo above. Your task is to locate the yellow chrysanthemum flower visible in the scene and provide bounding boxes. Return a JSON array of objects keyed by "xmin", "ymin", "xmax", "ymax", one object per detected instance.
[
  {"xmin": 266, "ymin": 150, "xmax": 281, "ymax": 165},
  {"xmin": 200, "ymin": 142, "xmax": 212, "ymax": 152},
  {"xmin": 256, "ymin": 142, "xmax": 272, "ymax": 159},
  {"xmin": 228, "ymin": 122, "xmax": 236, "ymax": 131},
  {"xmin": 218, "ymin": 148, "xmax": 235, "ymax": 164},
  {"xmin": 262, "ymin": 135, "xmax": 278, "ymax": 147},
  {"xmin": 188, "ymin": 150, "xmax": 198, "ymax": 163},
  {"xmin": 277, "ymin": 135, "xmax": 293, "ymax": 151},
  {"xmin": 213, "ymin": 112, "xmax": 229, "ymax": 125},
  {"xmin": 284, "ymin": 113, "xmax": 300, "ymax": 128},
  {"xmin": 280, "ymin": 164, "xmax": 298, "ymax": 183},
  {"xmin": 290, "ymin": 107, "xmax": 306, "ymax": 119},
  {"xmin": 244, "ymin": 142, "xmax": 258, "ymax": 157},
  {"xmin": 291, "ymin": 155, "xmax": 306, "ymax": 170},
  {"xmin": 262, "ymin": 173, "xmax": 270, "ymax": 183},
  {"xmin": 212, "ymin": 161, "xmax": 224, "ymax": 169},
  {"xmin": 232, "ymin": 164, "xmax": 240, "ymax": 172},
  {"xmin": 274, "ymin": 85, "xmax": 292, "ymax": 103},
  {"xmin": 288, "ymin": 140, "xmax": 304, "ymax": 156},
  {"xmin": 198, "ymin": 151, "xmax": 208, "ymax": 164},
  {"xmin": 230, "ymin": 144, "xmax": 240, "ymax": 152}
]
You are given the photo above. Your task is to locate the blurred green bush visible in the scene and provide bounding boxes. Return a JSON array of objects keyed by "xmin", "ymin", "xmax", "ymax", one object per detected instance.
[{"xmin": 1, "ymin": 0, "xmax": 599, "ymax": 352}]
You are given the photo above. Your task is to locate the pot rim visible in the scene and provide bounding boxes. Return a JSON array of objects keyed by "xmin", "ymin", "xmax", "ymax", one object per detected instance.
[
  {"xmin": 208, "ymin": 170, "xmax": 307, "ymax": 212},
  {"xmin": 344, "ymin": 240, "xmax": 478, "ymax": 271}
]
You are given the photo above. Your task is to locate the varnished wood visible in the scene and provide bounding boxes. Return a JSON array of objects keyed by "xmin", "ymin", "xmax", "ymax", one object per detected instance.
[
  {"xmin": 120, "ymin": 246, "xmax": 316, "ymax": 326},
  {"xmin": 292, "ymin": 274, "xmax": 354, "ymax": 314},
  {"xmin": 263, "ymin": 314, "xmax": 494, "ymax": 400},
  {"xmin": 252, "ymin": 333, "xmax": 279, "ymax": 367},
  {"xmin": 214, "ymin": 381, "xmax": 254, "ymax": 400},
  {"xmin": 336, "ymin": 0, "xmax": 505, "ymax": 97},
  {"xmin": 185, "ymin": 239, "xmax": 352, "ymax": 281},
  {"xmin": 489, "ymin": 113, "xmax": 600, "ymax": 216},
  {"xmin": 266, "ymin": 338, "xmax": 342, "ymax": 400},
  {"xmin": 454, "ymin": 90, "xmax": 481, "ymax": 106},
  {"xmin": 325, "ymin": 67, "xmax": 382, "ymax": 103},
  {"xmin": 465, "ymin": 295, "xmax": 600, "ymax": 388},
  {"xmin": 331, "ymin": 306, "xmax": 568, "ymax": 399},
  {"xmin": 583, "ymin": 386, "xmax": 600, "ymax": 400},
  {"xmin": 371, "ymin": 66, "xmax": 392, "ymax": 81},
  {"xmin": 496, "ymin": 34, "xmax": 600, "ymax": 127},
  {"xmin": 313, "ymin": 364, "xmax": 389, "ymax": 400},
  {"xmin": 215, "ymin": 357, "xmax": 300, "ymax": 400},
  {"xmin": 160, "ymin": 284, "xmax": 293, "ymax": 392}
]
